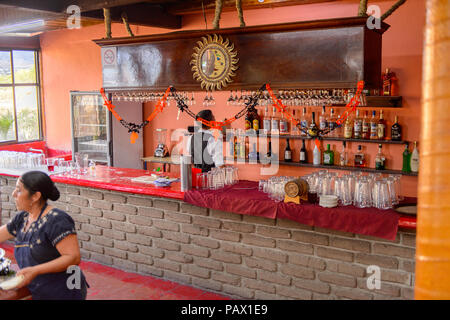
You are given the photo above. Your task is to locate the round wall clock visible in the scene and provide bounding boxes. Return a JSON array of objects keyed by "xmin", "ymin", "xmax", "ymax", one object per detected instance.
[{"xmin": 190, "ymin": 34, "xmax": 239, "ymax": 91}]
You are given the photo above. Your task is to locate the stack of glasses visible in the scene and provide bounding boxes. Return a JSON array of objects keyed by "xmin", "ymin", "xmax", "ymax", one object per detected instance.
[
  {"xmin": 303, "ymin": 170, "xmax": 403, "ymax": 209},
  {"xmin": 196, "ymin": 166, "xmax": 239, "ymax": 190}
]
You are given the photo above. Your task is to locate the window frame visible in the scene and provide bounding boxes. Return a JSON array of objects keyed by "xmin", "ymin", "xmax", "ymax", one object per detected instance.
[{"xmin": 0, "ymin": 47, "xmax": 43, "ymax": 145}]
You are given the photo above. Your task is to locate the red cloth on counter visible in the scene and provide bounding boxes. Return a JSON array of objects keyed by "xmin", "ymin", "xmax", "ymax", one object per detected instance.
[
  {"xmin": 277, "ymin": 201, "xmax": 399, "ymax": 240},
  {"xmin": 184, "ymin": 180, "xmax": 401, "ymax": 240},
  {"xmin": 183, "ymin": 180, "xmax": 276, "ymax": 219}
]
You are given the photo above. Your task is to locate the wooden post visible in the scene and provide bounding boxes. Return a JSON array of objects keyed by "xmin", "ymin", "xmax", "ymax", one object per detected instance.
[
  {"xmin": 358, "ymin": 0, "xmax": 369, "ymax": 16},
  {"xmin": 381, "ymin": 0, "xmax": 406, "ymax": 21},
  {"xmin": 213, "ymin": 0, "xmax": 223, "ymax": 29},
  {"xmin": 103, "ymin": 8, "xmax": 112, "ymax": 39},
  {"xmin": 236, "ymin": 0, "xmax": 245, "ymax": 27},
  {"xmin": 415, "ymin": 0, "xmax": 450, "ymax": 299},
  {"xmin": 121, "ymin": 12, "xmax": 135, "ymax": 37}
]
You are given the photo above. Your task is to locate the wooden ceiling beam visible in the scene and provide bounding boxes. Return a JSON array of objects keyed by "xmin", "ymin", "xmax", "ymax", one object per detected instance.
[
  {"xmin": 167, "ymin": 0, "xmax": 340, "ymax": 15},
  {"xmin": 75, "ymin": 0, "xmax": 179, "ymax": 12},
  {"xmin": 82, "ymin": 3, "xmax": 181, "ymax": 29}
]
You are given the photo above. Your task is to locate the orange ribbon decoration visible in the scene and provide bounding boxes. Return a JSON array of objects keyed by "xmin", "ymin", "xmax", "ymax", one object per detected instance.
[
  {"xmin": 100, "ymin": 81, "xmax": 364, "ymax": 144},
  {"xmin": 100, "ymin": 87, "xmax": 171, "ymax": 144}
]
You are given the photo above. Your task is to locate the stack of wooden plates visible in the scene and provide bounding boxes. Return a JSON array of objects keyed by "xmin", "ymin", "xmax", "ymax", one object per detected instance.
[{"xmin": 319, "ymin": 195, "xmax": 338, "ymax": 208}]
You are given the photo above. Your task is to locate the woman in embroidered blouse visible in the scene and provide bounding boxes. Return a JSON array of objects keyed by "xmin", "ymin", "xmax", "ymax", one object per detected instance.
[{"xmin": 0, "ymin": 171, "xmax": 88, "ymax": 299}]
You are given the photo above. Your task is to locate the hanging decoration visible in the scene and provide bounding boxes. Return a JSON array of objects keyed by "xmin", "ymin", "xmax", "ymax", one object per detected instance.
[
  {"xmin": 99, "ymin": 81, "xmax": 364, "ymax": 144},
  {"xmin": 100, "ymin": 87, "xmax": 171, "ymax": 144}
]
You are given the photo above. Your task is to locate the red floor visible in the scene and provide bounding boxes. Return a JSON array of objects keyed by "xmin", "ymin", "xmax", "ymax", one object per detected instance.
[{"xmin": 0, "ymin": 243, "xmax": 231, "ymax": 300}]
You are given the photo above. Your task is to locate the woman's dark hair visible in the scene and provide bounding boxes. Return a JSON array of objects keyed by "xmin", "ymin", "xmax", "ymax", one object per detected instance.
[{"xmin": 20, "ymin": 171, "xmax": 60, "ymax": 202}]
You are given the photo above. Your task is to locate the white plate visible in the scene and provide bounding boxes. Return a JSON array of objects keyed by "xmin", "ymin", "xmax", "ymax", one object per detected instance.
[
  {"xmin": 320, "ymin": 203, "xmax": 337, "ymax": 208},
  {"xmin": 0, "ymin": 275, "xmax": 24, "ymax": 290},
  {"xmin": 0, "ymin": 248, "xmax": 4, "ymax": 260},
  {"xmin": 320, "ymin": 195, "xmax": 338, "ymax": 201},
  {"xmin": 319, "ymin": 200, "xmax": 338, "ymax": 205}
]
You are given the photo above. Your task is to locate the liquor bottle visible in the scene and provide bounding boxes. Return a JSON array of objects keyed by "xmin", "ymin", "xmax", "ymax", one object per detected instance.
[
  {"xmin": 279, "ymin": 110, "xmax": 289, "ymax": 134},
  {"xmin": 263, "ymin": 106, "xmax": 271, "ymax": 133},
  {"xmin": 234, "ymin": 135, "xmax": 239, "ymax": 160},
  {"xmin": 391, "ymin": 115, "xmax": 402, "ymax": 141},
  {"xmin": 410, "ymin": 141, "xmax": 419, "ymax": 173},
  {"xmin": 375, "ymin": 144, "xmax": 386, "ymax": 170},
  {"xmin": 328, "ymin": 108, "xmax": 336, "ymax": 137},
  {"xmin": 313, "ymin": 143, "xmax": 321, "ymax": 166},
  {"xmin": 354, "ymin": 145, "xmax": 366, "ymax": 167},
  {"xmin": 245, "ymin": 110, "xmax": 253, "ymax": 131},
  {"xmin": 344, "ymin": 116, "xmax": 353, "ymax": 139},
  {"xmin": 377, "ymin": 110, "xmax": 386, "ymax": 140},
  {"xmin": 323, "ymin": 144, "xmax": 334, "ymax": 165},
  {"xmin": 361, "ymin": 111, "xmax": 370, "ymax": 139},
  {"xmin": 402, "ymin": 143, "xmax": 412, "ymax": 173},
  {"xmin": 249, "ymin": 142, "xmax": 259, "ymax": 162},
  {"xmin": 239, "ymin": 133, "xmax": 246, "ymax": 160},
  {"xmin": 228, "ymin": 138, "xmax": 235, "ymax": 161},
  {"xmin": 339, "ymin": 141, "xmax": 348, "ymax": 166},
  {"xmin": 353, "ymin": 109, "xmax": 362, "ymax": 139},
  {"xmin": 334, "ymin": 109, "xmax": 342, "ymax": 137},
  {"xmin": 290, "ymin": 109, "xmax": 300, "ymax": 136},
  {"xmin": 319, "ymin": 105, "xmax": 327, "ymax": 132},
  {"xmin": 300, "ymin": 107, "xmax": 309, "ymax": 136},
  {"xmin": 267, "ymin": 140, "xmax": 272, "ymax": 160},
  {"xmin": 382, "ymin": 68, "xmax": 398, "ymax": 96},
  {"xmin": 308, "ymin": 112, "xmax": 319, "ymax": 137},
  {"xmin": 370, "ymin": 110, "xmax": 378, "ymax": 140},
  {"xmin": 299, "ymin": 139, "xmax": 307, "ymax": 163},
  {"xmin": 271, "ymin": 107, "xmax": 279, "ymax": 134},
  {"xmin": 284, "ymin": 138, "xmax": 292, "ymax": 162},
  {"xmin": 252, "ymin": 107, "xmax": 260, "ymax": 132}
]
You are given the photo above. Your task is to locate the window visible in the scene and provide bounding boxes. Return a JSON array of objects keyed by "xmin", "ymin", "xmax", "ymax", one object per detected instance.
[{"xmin": 0, "ymin": 49, "xmax": 41, "ymax": 143}]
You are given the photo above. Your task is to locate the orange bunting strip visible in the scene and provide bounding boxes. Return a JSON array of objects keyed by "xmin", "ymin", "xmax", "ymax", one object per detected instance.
[
  {"xmin": 314, "ymin": 138, "xmax": 321, "ymax": 150},
  {"xmin": 130, "ymin": 131, "xmax": 139, "ymax": 144},
  {"xmin": 335, "ymin": 80, "xmax": 365, "ymax": 126},
  {"xmin": 100, "ymin": 81, "xmax": 363, "ymax": 142},
  {"xmin": 100, "ymin": 88, "xmax": 122, "ymax": 121}
]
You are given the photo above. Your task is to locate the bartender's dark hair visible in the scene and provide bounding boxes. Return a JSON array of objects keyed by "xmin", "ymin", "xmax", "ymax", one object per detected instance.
[
  {"xmin": 196, "ymin": 109, "xmax": 214, "ymax": 129},
  {"xmin": 20, "ymin": 171, "xmax": 60, "ymax": 202}
]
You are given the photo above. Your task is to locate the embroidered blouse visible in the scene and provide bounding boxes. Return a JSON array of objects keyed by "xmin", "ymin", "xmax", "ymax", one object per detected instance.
[{"xmin": 6, "ymin": 208, "xmax": 77, "ymax": 264}]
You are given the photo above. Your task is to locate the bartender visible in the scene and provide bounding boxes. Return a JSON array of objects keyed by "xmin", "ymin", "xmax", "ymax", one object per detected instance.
[{"xmin": 187, "ymin": 109, "xmax": 224, "ymax": 172}]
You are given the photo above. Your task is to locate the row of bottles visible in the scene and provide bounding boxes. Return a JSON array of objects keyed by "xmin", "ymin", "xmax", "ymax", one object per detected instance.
[
  {"xmin": 228, "ymin": 132, "xmax": 419, "ymax": 173},
  {"xmin": 283, "ymin": 139, "xmax": 419, "ymax": 173},
  {"xmin": 246, "ymin": 106, "xmax": 403, "ymax": 141}
]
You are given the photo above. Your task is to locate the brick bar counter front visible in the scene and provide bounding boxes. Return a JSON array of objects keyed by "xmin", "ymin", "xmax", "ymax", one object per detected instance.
[{"xmin": 0, "ymin": 168, "xmax": 416, "ymax": 300}]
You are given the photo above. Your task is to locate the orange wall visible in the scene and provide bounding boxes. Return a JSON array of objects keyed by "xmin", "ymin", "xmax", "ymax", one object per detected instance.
[{"xmin": 39, "ymin": 0, "xmax": 425, "ymax": 197}]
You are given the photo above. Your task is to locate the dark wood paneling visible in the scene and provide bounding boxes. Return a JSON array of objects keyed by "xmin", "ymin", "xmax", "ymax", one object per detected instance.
[{"xmin": 96, "ymin": 17, "xmax": 389, "ymax": 91}]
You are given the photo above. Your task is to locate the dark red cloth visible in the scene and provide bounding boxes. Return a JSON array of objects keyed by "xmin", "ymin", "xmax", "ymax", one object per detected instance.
[
  {"xmin": 277, "ymin": 202, "xmax": 399, "ymax": 240},
  {"xmin": 184, "ymin": 180, "xmax": 276, "ymax": 219},
  {"xmin": 184, "ymin": 180, "xmax": 401, "ymax": 240}
]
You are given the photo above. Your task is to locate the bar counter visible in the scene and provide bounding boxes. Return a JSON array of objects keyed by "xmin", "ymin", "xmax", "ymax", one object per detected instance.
[{"xmin": 0, "ymin": 166, "xmax": 416, "ymax": 300}]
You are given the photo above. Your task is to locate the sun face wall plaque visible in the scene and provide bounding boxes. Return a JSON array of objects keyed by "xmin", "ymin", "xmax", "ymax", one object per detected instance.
[{"xmin": 190, "ymin": 34, "xmax": 239, "ymax": 91}]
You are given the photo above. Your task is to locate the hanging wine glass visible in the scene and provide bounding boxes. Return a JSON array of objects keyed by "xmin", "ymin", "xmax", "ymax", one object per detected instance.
[
  {"xmin": 203, "ymin": 92, "xmax": 209, "ymax": 107},
  {"xmin": 209, "ymin": 91, "xmax": 216, "ymax": 106},
  {"xmin": 227, "ymin": 91, "xmax": 235, "ymax": 106},
  {"xmin": 190, "ymin": 92, "xmax": 196, "ymax": 106}
]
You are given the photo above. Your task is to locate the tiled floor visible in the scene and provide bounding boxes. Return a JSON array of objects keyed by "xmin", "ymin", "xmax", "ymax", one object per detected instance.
[{"xmin": 0, "ymin": 244, "xmax": 231, "ymax": 300}]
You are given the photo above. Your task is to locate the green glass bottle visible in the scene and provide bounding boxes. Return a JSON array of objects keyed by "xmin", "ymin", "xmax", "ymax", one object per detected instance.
[
  {"xmin": 402, "ymin": 143, "xmax": 412, "ymax": 173},
  {"xmin": 323, "ymin": 144, "xmax": 334, "ymax": 165}
]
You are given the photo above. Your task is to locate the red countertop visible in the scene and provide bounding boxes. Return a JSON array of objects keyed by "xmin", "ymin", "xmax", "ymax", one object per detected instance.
[
  {"xmin": 0, "ymin": 166, "xmax": 416, "ymax": 229},
  {"xmin": 51, "ymin": 166, "xmax": 184, "ymax": 200}
]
